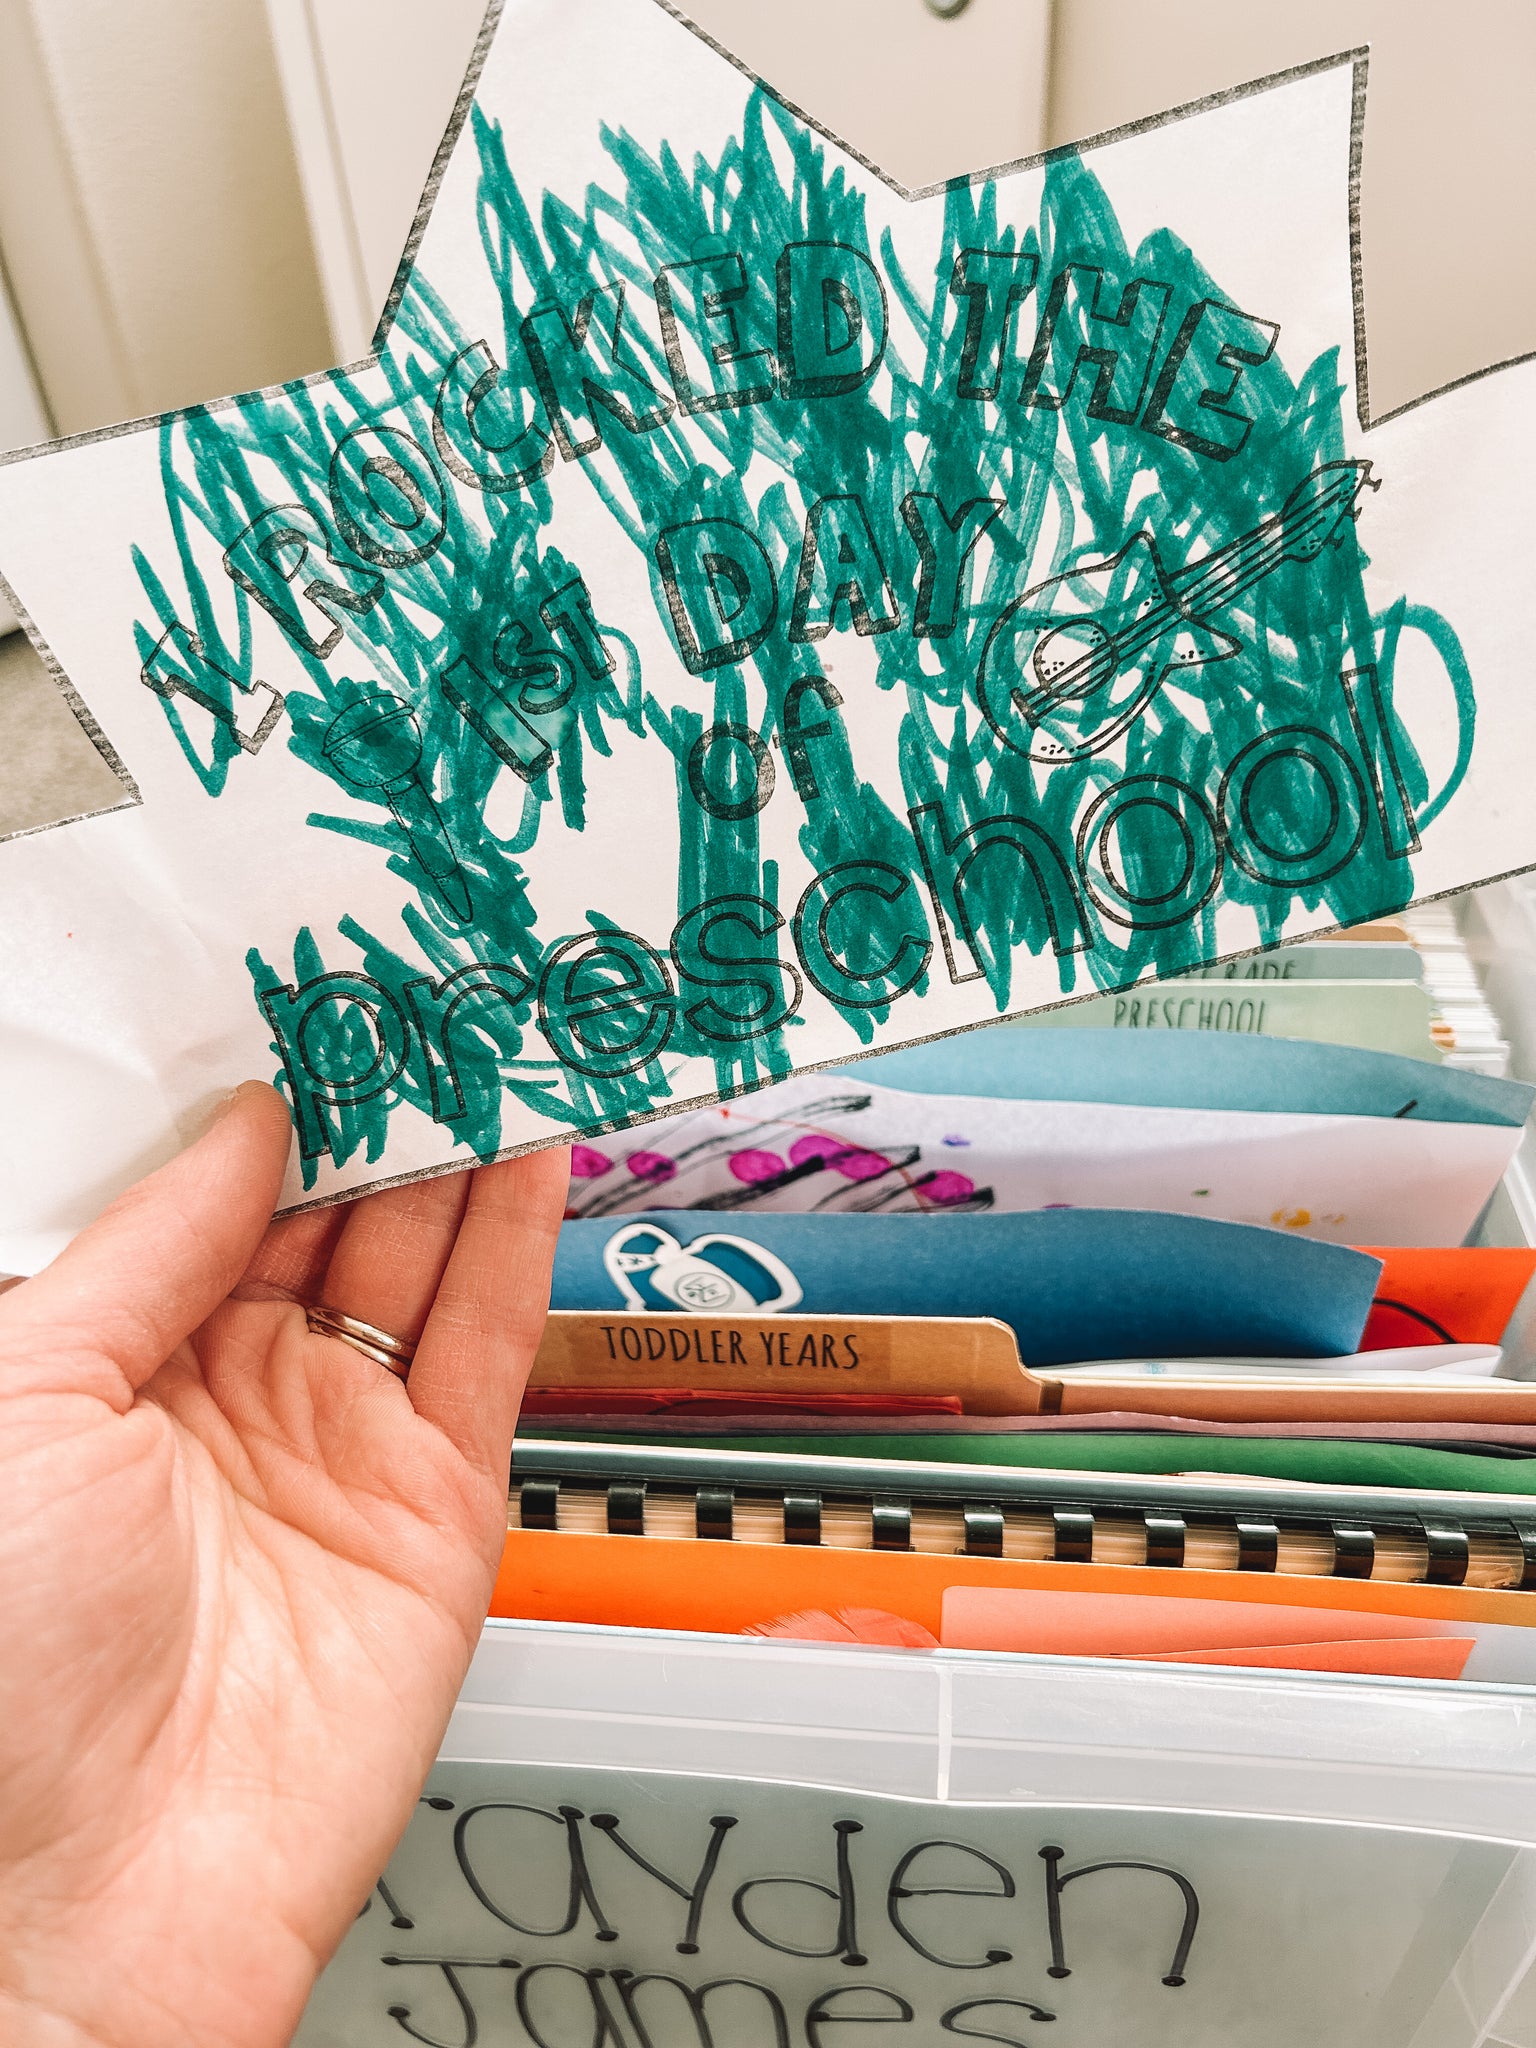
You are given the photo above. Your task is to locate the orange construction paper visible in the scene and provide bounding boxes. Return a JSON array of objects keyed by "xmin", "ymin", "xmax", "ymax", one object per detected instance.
[
  {"xmin": 937, "ymin": 1587, "xmax": 1451, "ymax": 1656},
  {"xmin": 490, "ymin": 1530, "xmax": 1536, "ymax": 1641},
  {"xmin": 1359, "ymin": 1246, "xmax": 1536, "ymax": 1349},
  {"xmin": 745, "ymin": 1607, "xmax": 939, "ymax": 1647},
  {"xmin": 1128, "ymin": 1637, "xmax": 1474, "ymax": 1678}
]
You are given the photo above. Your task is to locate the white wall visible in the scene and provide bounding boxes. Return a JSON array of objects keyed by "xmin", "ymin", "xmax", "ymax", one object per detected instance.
[
  {"xmin": 0, "ymin": 260, "xmax": 49, "ymax": 633},
  {"xmin": 0, "ymin": 265, "xmax": 47, "ymax": 455},
  {"xmin": 674, "ymin": 0, "xmax": 1053, "ymax": 190},
  {"xmin": 0, "ymin": 0, "xmax": 333, "ymax": 435},
  {"xmin": 265, "ymin": 0, "xmax": 489, "ymax": 363}
]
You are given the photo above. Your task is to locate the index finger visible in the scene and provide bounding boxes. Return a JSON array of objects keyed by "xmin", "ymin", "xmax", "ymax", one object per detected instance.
[{"xmin": 404, "ymin": 1147, "xmax": 570, "ymax": 1478}]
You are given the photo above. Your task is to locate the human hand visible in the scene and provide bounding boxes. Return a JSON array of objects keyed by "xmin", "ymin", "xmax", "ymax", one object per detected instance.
[{"xmin": 0, "ymin": 1083, "xmax": 569, "ymax": 2048}]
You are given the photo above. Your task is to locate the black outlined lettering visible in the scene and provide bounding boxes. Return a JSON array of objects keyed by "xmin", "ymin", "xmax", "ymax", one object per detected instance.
[
  {"xmin": 222, "ymin": 502, "xmax": 383, "ymax": 660},
  {"xmin": 329, "ymin": 424, "xmax": 449, "ymax": 569},
  {"xmin": 522, "ymin": 281, "xmax": 676, "ymax": 460},
  {"xmin": 672, "ymin": 897, "xmax": 802, "ymax": 1042},
  {"xmin": 777, "ymin": 242, "xmax": 888, "ymax": 400},
  {"xmin": 901, "ymin": 493, "xmax": 1003, "ymax": 639},
  {"xmin": 793, "ymin": 864, "xmax": 932, "ymax": 1008},
  {"xmin": 688, "ymin": 724, "xmax": 776, "ymax": 821},
  {"xmin": 404, "ymin": 963, "xmax": 534, "ymax": 1123},
  {"xmin": 656, "ymin": 518, "xmax": 779, "ymax": 675},
  {"xmin": 1022, "ymin": 265, "xmax": 1171, "ymax": 425},
  {"xmin": 140, "ymin": 620, "xmax": 286, "ymax": 754},
  {"xmin": 434, "ymin": 339, "xmax": 555, "ymax": 493},
  {"xmin": 1142, "ymin": 299, "xmax": 1280, "ymax": 461},
  {"xmin": 655, "ymin": 254, "xmax": 775, "ymax": 415},
  {"xmin": 949, "ymin": 249, "xmax": 1038, "ymax": 400},
  {"xmin": 538, "ymin": 930, "xmax": 676, "ymax": 1077},
  {"xmin": 791, "ymin": 494, "xmax": 900, "ymax": 642},
  {"xmin": 778, "ymin": 675, "xmax": 844, "ymax": 800},
  {"xmin": 258, "ymin": 970, "xmax": 410, "ymax": 1161},
  {"xmin": 910, "ymin": 801, "xmax": 1091, "ymax": 980}
]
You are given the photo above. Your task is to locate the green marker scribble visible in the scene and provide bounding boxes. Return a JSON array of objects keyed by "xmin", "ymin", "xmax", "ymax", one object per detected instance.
[{"xmin": 134, "ymin": 85, "xmax": 1473, "ymax": 1183}]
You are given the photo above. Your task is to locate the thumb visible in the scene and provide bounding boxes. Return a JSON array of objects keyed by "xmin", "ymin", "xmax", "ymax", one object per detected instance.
[{"xmin": 0, "ymin": 1082, "xmax": 294, "ymax": 1401}]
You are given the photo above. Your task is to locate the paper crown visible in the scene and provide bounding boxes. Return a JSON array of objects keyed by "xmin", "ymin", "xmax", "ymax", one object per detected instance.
[{"xmin": 0, "ymin": 0, "xmax": 1531, "ymax": 1260}]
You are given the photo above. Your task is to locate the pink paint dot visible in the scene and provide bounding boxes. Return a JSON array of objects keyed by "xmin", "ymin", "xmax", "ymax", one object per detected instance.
[
  {"xmin": 833, "ymin": 1148, "xmax": 892, "ymax": 1182},
  {"xmin": 626, "ymin": 1150, "xmax": 677, "ymax": 1184},
  {"xmin": 922, "ymin": 1172, "xmax": 975, "ymax": 1207},
  {"xmin": 789, "ymin": 1135, "xmax": 845, "ymax": 1169},
  {"xmin": 729, "ymin": 1148, "xmax": 786, "ymax": 1184},
  {"xmin": 569, "ymin": 1144, "xmax": 615, "ymax": 1180},
  {"xmin": 783, "ymin": 1134, "xmax": 891, "ymax": 1180}
]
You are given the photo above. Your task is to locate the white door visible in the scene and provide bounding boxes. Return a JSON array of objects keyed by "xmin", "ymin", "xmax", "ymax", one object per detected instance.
[{"xmin": 0, "ymin": 264, "xmax": 48, "ymax": 636}]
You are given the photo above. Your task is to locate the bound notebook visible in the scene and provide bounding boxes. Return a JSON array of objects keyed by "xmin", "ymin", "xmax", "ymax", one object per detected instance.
[{"xmin": 497, "ymin": 1440, "xmax": 1536, "ymax": 1682}]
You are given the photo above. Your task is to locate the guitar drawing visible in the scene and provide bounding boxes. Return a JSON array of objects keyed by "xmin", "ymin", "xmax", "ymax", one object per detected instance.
[{"xmin": 976, "ymin": 459, "xmax": 1380, "ymax": 764}]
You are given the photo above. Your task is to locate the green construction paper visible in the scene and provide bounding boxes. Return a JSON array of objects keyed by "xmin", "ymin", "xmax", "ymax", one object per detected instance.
[
  {"xmin": 520, "ymin": 1428, "xmax": 1536, "ymax": 1494},
  {"xmin": 1012, "ymin": 978, "xmax": 1441, "ymax": 1060}
]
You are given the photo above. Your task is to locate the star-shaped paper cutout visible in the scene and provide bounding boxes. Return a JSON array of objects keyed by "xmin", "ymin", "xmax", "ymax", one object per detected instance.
[{"xmin": 0, "ymin": 0, "xmax": 1532, "ymax": 1263}]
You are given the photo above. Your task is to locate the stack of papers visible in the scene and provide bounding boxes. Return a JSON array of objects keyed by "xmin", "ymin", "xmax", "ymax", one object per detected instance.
[
  {"xmin": 502, "ymin": 918, "xmax": 1536, "ymax": 1688},
  {"xmin": 1401, "ymin": 903, "xmax": 1513, "ymax": 1074},
  {"xmin": 526, "ymin": 918, "xmax": 1536, "ymax": 1552}
]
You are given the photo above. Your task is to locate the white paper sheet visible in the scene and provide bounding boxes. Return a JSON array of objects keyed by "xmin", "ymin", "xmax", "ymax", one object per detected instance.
[
  {"xmin": 560, "ymin": 1071, "xmax": 1520, "ymax": 1247},
  {"xmin": 1056, "ymin": 1345, "xmax": 1503, "ymax": 1381},
  {"xmin": 1, "ymin": 0, "xmax": 1533, "ymax": 1263}
]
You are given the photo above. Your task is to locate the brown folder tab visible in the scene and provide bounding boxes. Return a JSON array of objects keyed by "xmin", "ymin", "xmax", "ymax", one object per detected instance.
[
  {"xmin": 531, "ymin": 1310, "xmax": 1536, "ymax": 1425},
  {"xmin": 531, "ymin": 1312, "xmax": 1043, "ymax": 1416},
  {"xmin": 1048, "ymin": 1377, "xmax": 1536, "ymax": 1425},
  {"xmin": 1318, "ymin": 920, "xmax": 1412, "ymax": 943}
]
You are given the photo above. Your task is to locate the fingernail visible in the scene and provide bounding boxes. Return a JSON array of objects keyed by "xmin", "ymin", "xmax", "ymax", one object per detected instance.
[{"xmin": 185, "ymin": 1080, "xmax": 266, "ymax": 1142}]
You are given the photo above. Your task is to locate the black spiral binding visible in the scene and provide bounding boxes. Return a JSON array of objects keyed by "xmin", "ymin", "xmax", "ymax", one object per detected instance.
[
  {"xmin": 1235, "ymin": 1518, "xmax": 1280, "ymax": 1573},
  {"xmin": 511, "ymin": 1441, "xmax": 1536, "ymax": 1589},
  {"xmin": 1330, "ymin": 1523, "xmax": 1376, "ymax": 1579},
  {"xmin": 782, "ymin": 1492, "xmax": 822, "ymax": 1545},
  {"xmin": 695, "ymin": 1486, "xmax": 734, "ymax": 1542},
  {"xmin": 1052, "ymin": 1506, "xmax": 1095, "ymax": 1563},
  {"xmin": 963, "ymin": 1503, "xmax": 1005, "ymax": 1557},
  {"xmin": 1144, "ymin": 1512, "xmax": 1187, "ymax": 1569}
]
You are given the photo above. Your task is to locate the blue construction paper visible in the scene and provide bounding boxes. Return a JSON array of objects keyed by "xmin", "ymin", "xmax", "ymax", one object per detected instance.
[
  {"xmin": 840, "ymin": 1028, "xmax": 1533, "ymax": 1128},
  {"xmin": 551, "ymin": 1209, "xmax": 1383, "ymax": 1364}
]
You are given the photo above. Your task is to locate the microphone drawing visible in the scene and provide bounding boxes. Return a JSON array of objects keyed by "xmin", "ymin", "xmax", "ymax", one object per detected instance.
[{"xmin": 322, "ymin": 692, "xmax": 475, "ymax": 924}]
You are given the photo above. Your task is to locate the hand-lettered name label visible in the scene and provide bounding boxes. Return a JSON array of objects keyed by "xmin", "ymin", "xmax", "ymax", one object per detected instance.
[{"xmin": 297, "ymin": 1761, "xmax": 1516, "ymax": 2046}]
